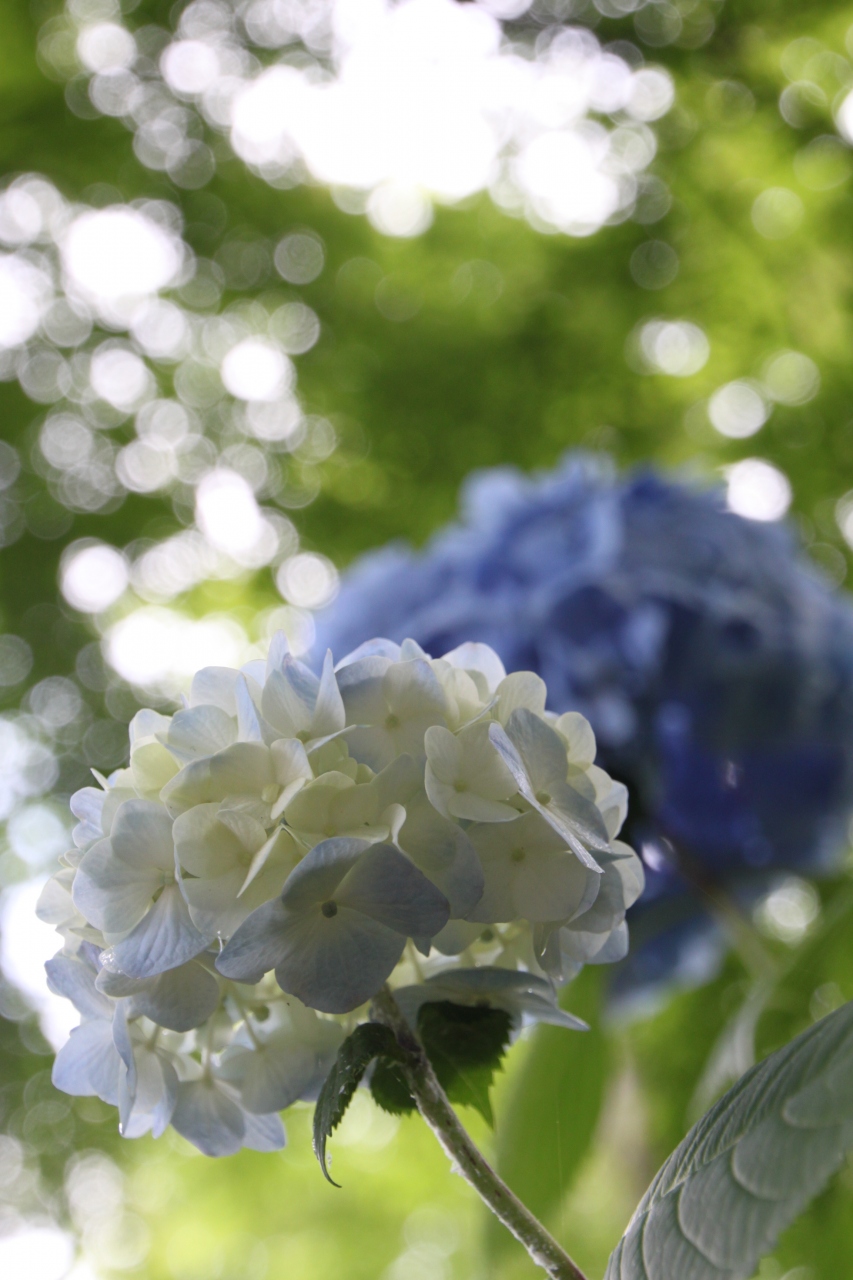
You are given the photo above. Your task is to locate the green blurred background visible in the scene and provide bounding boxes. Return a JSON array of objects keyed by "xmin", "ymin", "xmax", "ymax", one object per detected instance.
[{"xmin": 3, "ymin": 1, "xmax": 853, "ymax": 1277}]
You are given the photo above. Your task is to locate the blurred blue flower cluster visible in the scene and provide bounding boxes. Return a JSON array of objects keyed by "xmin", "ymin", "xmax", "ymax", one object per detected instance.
[{"xmin": 315, "ymin": 454, "xmax": 853, "ymax": 996}]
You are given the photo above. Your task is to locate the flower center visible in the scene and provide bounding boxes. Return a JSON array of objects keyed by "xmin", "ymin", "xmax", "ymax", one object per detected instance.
[
  {"xmin": 510, "ymin": 847, "xmax": 526, "ymax": 863},
  {"xmin": 321, "ymin": 900, "xmax": 338, "ymax": 918},
  {"xmin": 385, "ymin": 713, "xmax": 401, "ymax": 730}
]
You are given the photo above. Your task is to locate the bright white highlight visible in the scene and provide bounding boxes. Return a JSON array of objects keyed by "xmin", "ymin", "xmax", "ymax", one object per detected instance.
[
  {"xmin": 0, "ymin": 1225, "xmax": 75, "ymax": 1280},
  {"xmin": 366, "ymin": 183, "xmax": 433, "ymax": 238},
  {"xmin": 195, "ymin": 467, "xmax": 276, "ymax": 565},
  {"xmin": 836, "ymin": 491, "xmax": 853, "ymax": 550},
  {"xmin": 0, "ymin": 254, "xmax": 52, "ymax": 348},
  {"xmin": 636, "ymin": 319, "xmax": 710, "ymax": 377},
  {"xmin": 60, "ymin": 541, "xmax": 129, "ymax": 613},
  {"xmin": 105, "ymin": 608, "xmax": 249, "ymax": 694},
  {"xmin": 76, "ymin": 22, "xmax": 136, "ymax": 73},
  {"xmin": 836, "ymin": 89, "xmax": 853, "ymax": 144},
  {"xmin": 221, "ymin": 338, "xmax": 293, "ymax": 401},
  {"xmin": 726, "ymin": 458, "xmax": 792, "ymax": 523},
  {"xmin": 89, "ymin": 346, "xmax": 152, "ymax": 410},
  {"xmin": 756, "ymin": 876, "xmax": 820, "ymax": 945},
  {"xmin": 161, "ymin": 39, "xmax": 221, "ymax": 96},
  {"xmin": 276, "ymin": 552, "xmax": 340, "ymax": 609},
  {"xmin": 62, "ymin": 208, "xmax": 182, "ymax": 308},
  {"xmin": 708, "ymin": 381, "xmax": 769, "ymax": 439},
  {"xmin": 219, "ymin": 0, "xmax": 672, "ymax": 238},
  {"xmin": 0, "ymin": 880, "xmax": 78, "ymax": 1049}
]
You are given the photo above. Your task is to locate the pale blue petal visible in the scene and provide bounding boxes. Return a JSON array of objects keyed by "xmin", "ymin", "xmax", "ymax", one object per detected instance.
[
  {"xmin": 46, "ymin": 952, "xmax": 113, "ymax": 1020},
  {"xmin": 398, "ymin": 793, "xmax": 484, "ymax": 917},
  {"xmin": 189, "ymin": 666, "xmax": 240, "ymax": 715},
  {"xmin": 52, "ymin": 1021, "xmax": 121, "ymax": 1104},
  {"xmin": 215, "ymin": 898, "xmax": 289, "ymax": 983},
  {"xmin": 265, "ymin": 629, "xmax": 291, "ymax": 679},
  {"xmin": 107, "ymin": 885, "xmax": 209, "ymax": 979},
  {"xmin": 505, "ymin": 707, "xmax": 569, "ymax": 790},
  {"xmin": 261, "ymin": 658, "xmax": 320, "ymax": 737},
  {"xmin": 236, "ymin": 675, "xmax": 269, "ymax": 744},
  {"xmin": 97, "ymin": 959, "xmax": 220, "ymax": 1032},
  {"xmin": 336, "ymin": 843, "xmax": 450, "ymax": 938},
  {"xmin": 393, "ymin": 966, "xmax": 587, "ymax": 1031},
  {"xmin": 488, "ymin": 722, "xmax": 603, "ymax": 869},
  {"xmin": 161, "ymin": 705, "xmax": 236, "ymax": 762},
  {"xmin": 70, "ymin": 786, "xmax": 106, "ymax": 847},
  {"xmin": 121, "ymin": 1049, "xmax": 178, "ymax": 1140},
  {"xmin": 73, "ymin": 839, "xmax": 161, "ymax": 935},
  {"xmin": 239, "ymin": 1106, "xmax": 286, "ymax": 1152},
  {"xmin": 313, "ymin": 650, "xmax": 345, "ymax": 736},
  {"xmin": 171, "ymin": 1079, "xmax": 245, "ymax": 1156},
  {"xmin": 335, "ymin": 639, "xmax": 401, "ymax": 669},
  {"xmin": 280, "ymin": 836, "xmax": 373, "ymax": 910},
  {"xmin": 586, "ymin": 921, "xmax": 629, "ymax": 964},
  {"xmin": 274, "ymin": 909, "xmax": 404, "ymax": 1014},
  {"xmin": 110, "ymin": 799, "xmax": 176, "ymax": 872}
]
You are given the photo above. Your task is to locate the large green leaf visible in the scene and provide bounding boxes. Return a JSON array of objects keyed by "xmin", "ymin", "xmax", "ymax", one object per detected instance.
[
  {"xmin": 605, "ymin": 1000, "xmax": 853, "ymax": 1280},
  {"xmin": 487, "ymin": 966, "xmax": 610, "ymax": 1260}
]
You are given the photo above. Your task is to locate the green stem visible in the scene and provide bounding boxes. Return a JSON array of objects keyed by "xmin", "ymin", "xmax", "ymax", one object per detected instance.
[{"xmin": 371, "ymin": 988, "xmax": 589, "ymax": 1280}]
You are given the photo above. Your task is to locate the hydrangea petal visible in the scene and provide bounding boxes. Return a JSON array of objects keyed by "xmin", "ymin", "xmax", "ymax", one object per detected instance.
[
  {"xmin": 171, "ymin": 1078, "xmax": 246, "ymax": 1156},
  {"xmin": 73, "ymin": 838, "xmax": 163, "ymax": 934},
  {"xmin": 105, "ymin": 883, "xmax": 209, "ymax": 979},
  {"xmin": 189, "ymin": 666, "xmax": 240, "ymax": 715},
  {"xmin": 52, "ymin": 1020, "xmax": 121, "ymax": 1104},
  {"xmin": 161, "ymin": 705, "xmax": 237, "ymax": 762},
  {"xmin": 336, "ymin": 843, "xmax": 450, "ymax": 937},
  {"xmin": 110, "ymin": 799, "xmax": 176, "ymax": 871},
  {"xmin": 398, "ymin": 791, "xmax": 484, "ymax": 917},
  {"xmin": 46, "ymin": 952, "xmax": 113, "ymax": 1021},
  {"xmin": 273, "ymin": 907, "xmax": 406, "ymax": 1014},
  {"xmin": 97, "ymin": 959, "xmax": 220, "ymax": 1032},
  {"xmin": 280, "ymin": 836, "xmax": 373, "ymax": 910},
  {"xmin": 215, "ymin": 897, "xmax": 290, "ymax": 983}
]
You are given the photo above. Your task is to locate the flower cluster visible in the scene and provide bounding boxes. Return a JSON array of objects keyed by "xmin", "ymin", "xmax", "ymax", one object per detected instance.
[
  {"xmin": 40, "ymin": 634, "xmax": 642, "ymax": 1155},
  {"xmin": 314, "ymin": 454, "xmax": 853, "ymax": 994}
]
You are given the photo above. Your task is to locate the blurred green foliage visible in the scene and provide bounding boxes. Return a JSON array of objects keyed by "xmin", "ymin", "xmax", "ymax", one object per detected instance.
[{"xmin": 5, "ymin": 0, "xmax": 853, "ymax": 1277}]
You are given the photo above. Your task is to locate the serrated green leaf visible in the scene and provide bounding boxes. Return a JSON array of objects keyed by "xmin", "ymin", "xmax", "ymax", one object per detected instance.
[
  {"xmin": 370, "ymin": 1057, "xmax": 417, "ymax": 1115},
  {"xmin": 487, "ymin": 965, "xmax": 609, "ymax": 1262},
  {"xmin": 417, "ymin": 1000, "xmax": 513, "ymax": 1126},
  {"xmin": 313, "ymin": 1022, "xmax": 403, "ymax": 1185},
  {"xmin": 605, "ymin": 1000, "xmax": 853, "ymax": 1280},
  {"xmin": 370, "ymin": 999, "xmax": 513, "ymax": 1120}
]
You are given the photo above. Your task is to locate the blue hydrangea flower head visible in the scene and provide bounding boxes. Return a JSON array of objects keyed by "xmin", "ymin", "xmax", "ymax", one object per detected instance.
[{"xmin": 315, "ymin": 454, "xmax": 853, "ymax": 994}]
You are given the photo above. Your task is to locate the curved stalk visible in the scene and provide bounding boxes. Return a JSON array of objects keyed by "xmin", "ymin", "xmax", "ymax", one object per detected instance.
[{"xmin": 371, "ymin": 987, "xmax": 589, "ymax": 1280}]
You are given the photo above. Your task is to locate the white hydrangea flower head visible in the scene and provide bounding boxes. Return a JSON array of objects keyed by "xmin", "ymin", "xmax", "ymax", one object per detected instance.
[{"xmin": 39, "ymin": 634, "xmax": 643, "ymax": 1155}]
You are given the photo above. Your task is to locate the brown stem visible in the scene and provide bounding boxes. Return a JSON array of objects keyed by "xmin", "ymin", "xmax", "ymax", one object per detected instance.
[{"xmin": 371, "ymin": 987, "xmax": 589, "ymax": 1280}]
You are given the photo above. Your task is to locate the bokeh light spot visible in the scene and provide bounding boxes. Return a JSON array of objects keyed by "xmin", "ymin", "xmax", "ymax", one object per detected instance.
[
  {"xmin": 708, "ymin": 381, "xmax": 769, "ymax": 439},
  {"xmin": 60, "ymin": 540, "xmax": 129, "ymax": 613},
  {"xmin": 725, "ymin": 458, "xmax": 792, "ymax": 522}
]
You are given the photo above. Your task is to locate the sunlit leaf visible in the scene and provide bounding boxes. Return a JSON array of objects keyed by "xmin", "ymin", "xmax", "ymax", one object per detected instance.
[{"xmin": 605, "ymin": 1000, "xmax": 853, "ymax": 1280}]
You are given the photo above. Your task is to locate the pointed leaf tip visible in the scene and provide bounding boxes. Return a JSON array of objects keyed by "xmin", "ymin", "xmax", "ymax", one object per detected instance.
[{"xmin": 313, "ymin": 1021, "xmax": 404, "ymax": 1185}]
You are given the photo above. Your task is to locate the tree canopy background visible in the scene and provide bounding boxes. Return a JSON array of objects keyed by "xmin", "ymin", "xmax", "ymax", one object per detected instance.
[{"xmin": 3, "ymin": 2, "xmax": 853, "ymax": 1278}]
